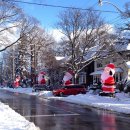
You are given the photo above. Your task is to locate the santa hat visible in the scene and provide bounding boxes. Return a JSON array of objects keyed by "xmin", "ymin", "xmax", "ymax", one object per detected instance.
[
  {"xmin": 106, "ymin": 63, "xmax": 115, "ymax": 75},
  {"xmin": 107, "ymin": 63, "xmax": 115, "ymax": 69},
  {"xmin": 39, "ymin": 71, "xmax": 46, "ymax": 75}
]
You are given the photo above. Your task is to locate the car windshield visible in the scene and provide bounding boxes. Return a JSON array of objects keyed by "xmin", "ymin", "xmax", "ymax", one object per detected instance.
[
  {"xmin": 60, "ymin": 85, "xmax": 84, "ymax": 89},
  {"xmin": 61, "ymin": 86, "xmax": 67, "ymax": 89}
]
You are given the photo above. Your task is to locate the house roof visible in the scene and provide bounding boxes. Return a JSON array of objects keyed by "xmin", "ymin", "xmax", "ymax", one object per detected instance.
[
  {"xmin": 55, "ymin": 56, "xmax": 65, "ymax": 61},
  {"xmin": 83, "ymin": 45, "xmax": 103, "ymax": 61},
  {"xmin": 90, "ymin": 68, "xmax": 123, "ymax": 75},
  {"xmin": 114, "ymin": 42, "xmax": 130, "ymax": 52},
  {"xmin": 126, "ymin": 61, "xmax": 130, "ymax": 69},
  {"xmin": 55, "ymin": 41, "xmax": 130, "ymax": 66}
]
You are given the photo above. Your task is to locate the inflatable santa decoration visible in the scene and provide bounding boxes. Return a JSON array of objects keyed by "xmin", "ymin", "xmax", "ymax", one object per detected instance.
[
  {"xmin": 101, "ymin": 63, "xmax": 116, "ymax": 94},
  {"xmin": 63, "ymin": 68, "xmax": 74, "ymax": 85},
  {"xmin": 38, "ymin": 71, "xmax": 46, "ymax": 85},
  {"xmin": 14, "ymin": 75, "xmax": 20, "ymax": 88}
]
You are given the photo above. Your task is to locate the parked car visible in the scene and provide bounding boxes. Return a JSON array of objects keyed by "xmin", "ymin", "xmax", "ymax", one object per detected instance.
[
  {"xmin": 32, "ymin": 84, "xmax": 50, "ymax": 92},
  {"xmin": 52, "ymin": 84, "xmax": 87, "ymax": 96},
  {"xmin": 116, "ymin": 79, "xmax": 130, "ymax": 93},
  {"xmin": 88, "ymin": 82, "xmax": 102, "ymax": 94},
  {"xmin": 124, "ymin": 80, "xmax": 130, "ymax": 93}
]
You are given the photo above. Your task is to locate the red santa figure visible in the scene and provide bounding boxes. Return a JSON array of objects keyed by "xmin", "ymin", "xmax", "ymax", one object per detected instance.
[
  {"xmin": 63, "ymin": 68, "xmax": 74, "ymax": 85},
  {"xmin": 14, "ymin": 75, "xmax": 20, "ymax": 88},
  {"xmin": 38, "ymin": 71, "xmax": 46, "ymax": 85},
  {"xmin": 101, "ymin": 63, "xmax": 115, "ymax": 94}
]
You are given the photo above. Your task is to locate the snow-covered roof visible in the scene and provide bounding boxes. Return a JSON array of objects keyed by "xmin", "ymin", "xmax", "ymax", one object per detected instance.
[
  {"xmin": 90, "ymin": 68, "xmax": 123, "ymax": 75},
  {"xmin": 55, "ymin": 56, "xmax": 69, "ymax": 67},
  {"xmin": 121, "ymin": 31, "xmax": 130, "ymax": 39},
  {"xmin": 126, "ymin": 61, "xmax": 130, "ymax": 69},
  {"xmin": 114, "ymin": 42, "xmax": 130, "ymax": 52},
  {"xmin": 83, "ymin": 45, "xmax": 103, "ymax": 61},
  {"xmin": 55, "ymin": 56, "xmax": 65, "ymax": 61}
]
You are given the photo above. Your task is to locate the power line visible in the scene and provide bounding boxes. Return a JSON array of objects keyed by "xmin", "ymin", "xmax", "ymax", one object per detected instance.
[
  {"xmin": 3, "ymin": 0, "xmax": 125, "ymax": 33},
  {"xmin": 108, "ymin": 16, "xmax": 124, "ymax": 25},
  {"xmin": 5, "ymin": 0, "xmax": 118, "ymax": 14}
]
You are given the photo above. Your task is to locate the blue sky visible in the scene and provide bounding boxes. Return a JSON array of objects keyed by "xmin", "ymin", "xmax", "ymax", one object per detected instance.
[{"xmin": 16, "ymin": 0, "xmax": 129, "ymax": 30}]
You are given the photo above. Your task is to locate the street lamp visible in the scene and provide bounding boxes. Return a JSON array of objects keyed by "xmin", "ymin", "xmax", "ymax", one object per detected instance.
[
  {"xmin": 98, "ymin": 0, "xmax": 124, "ymax": 15},
  {"xmin": 98, "ymin": 0, "xmax": 130, "ymax": 27}
]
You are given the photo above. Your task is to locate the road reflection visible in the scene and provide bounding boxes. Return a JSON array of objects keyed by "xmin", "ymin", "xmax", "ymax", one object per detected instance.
[{"xmin": 101, "ymin": 112, "xmax": 117, "ymax": 130}]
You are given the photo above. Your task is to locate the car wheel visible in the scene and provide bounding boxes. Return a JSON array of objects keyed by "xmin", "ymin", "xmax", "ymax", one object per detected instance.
[
  {"xmin": 53, "ymin": 93, "xmax": 57, "ymax": 96},
  {"xmin": 60, "ymin": 92, "xmax": 64, "ymax": 97}
]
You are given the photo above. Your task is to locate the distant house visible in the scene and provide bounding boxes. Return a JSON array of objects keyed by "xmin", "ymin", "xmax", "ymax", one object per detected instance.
[
  {"xmin": 78, "ymin": 45, "xmax": 103, "ymax": 86},
  {"xmin": 54, "ymin": 42, "xmax": 130, "ymax": 86},
  {"xmin": 90, "ymin": 42, "xmax": 130, "ymax": 85}
]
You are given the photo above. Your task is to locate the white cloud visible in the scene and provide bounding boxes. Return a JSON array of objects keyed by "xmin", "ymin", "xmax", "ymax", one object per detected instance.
[
  {"xmin": 48, "ymin": 29, "xmax": 65, "ymax": 42},
  {"xmin": 48, "ymin": 24, "xmax": 116, "ymax": 43},
  {"xmin": 101, "ymin": 24, "xmax": 115, "ymax": 34}
]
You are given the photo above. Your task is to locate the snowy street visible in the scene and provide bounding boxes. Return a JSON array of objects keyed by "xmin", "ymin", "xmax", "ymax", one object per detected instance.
[{"xmin": 0, "ymin": 87, "xmax": 130, "ymax": 130}]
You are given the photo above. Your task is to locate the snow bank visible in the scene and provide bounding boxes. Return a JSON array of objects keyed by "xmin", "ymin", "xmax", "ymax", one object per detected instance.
[{"xmin": 0, "ymin": 102, "xmax": 40, "ymax": 130}]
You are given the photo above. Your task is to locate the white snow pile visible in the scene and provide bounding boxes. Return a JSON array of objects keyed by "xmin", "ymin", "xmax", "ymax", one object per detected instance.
[
  {"xmin": 0, "ymin": 101, "xmax": 40, "ymax": 130},
  {"xmin": 2, "ymin": 87, "xmax": 53, "ymax": 97},
  {"xmin": 58, "ymin": 93, "xmax": 130, "ymax": 114}
]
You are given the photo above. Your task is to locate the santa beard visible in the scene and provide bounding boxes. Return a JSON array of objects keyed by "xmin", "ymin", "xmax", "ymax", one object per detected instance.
[
  {"xmin": 101, "ymin": 71, "xmax": 110, "ymax": 83},
  {"xmin": 63, "ymin": 72, "xmax": 72, "ymax": 82}
]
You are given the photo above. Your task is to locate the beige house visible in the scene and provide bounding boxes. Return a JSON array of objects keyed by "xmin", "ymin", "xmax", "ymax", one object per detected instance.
[{"xmin": 90, "ymin": 43, "xmax": 130, "ymax": 84}]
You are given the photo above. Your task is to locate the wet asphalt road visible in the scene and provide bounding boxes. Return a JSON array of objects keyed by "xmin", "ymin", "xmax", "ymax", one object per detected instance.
[{"xmin": 0, "ymin": 90, "xmax": 130, "ymax": 130}]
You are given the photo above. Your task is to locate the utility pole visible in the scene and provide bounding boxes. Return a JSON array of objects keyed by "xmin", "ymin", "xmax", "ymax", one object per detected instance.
[
  {"xmin": 0, "ymin": 61, "xmax": 3, "ymax": 85},
  {"xmin": 12, "ymin": 45, "xmax": 15, "ymax": 81}
]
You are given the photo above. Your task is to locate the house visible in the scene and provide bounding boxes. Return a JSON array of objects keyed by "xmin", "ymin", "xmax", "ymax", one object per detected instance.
[
  {"xmin": 90, "ymin": 42, "xmax": 130, "ymax": 85},
  {"xmin": 53, "ymin": 41, "xmax": 130, "ymax": 87},
  {"xmin": 78, "ymin": 45, "xmax": 102, "ymax": 86}
]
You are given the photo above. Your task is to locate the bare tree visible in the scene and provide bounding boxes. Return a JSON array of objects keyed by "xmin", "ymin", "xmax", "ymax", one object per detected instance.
[
  {"xmin": 0, "ymin": 1, "xmax": 55, "ymax": 85},
  {"xmin": 57, "ymin": 8, "xmax": 117, "ymax": 80},
  {"xmin": 16, "ymin": 22, "xmax": 54, "ymax": 85},
  {"xmin": 0, "ymin": 1, "xmax": 26, "ymax": 51},
  {"xmin": 122, "ymin": 2, "xmax": 130, "ymax": 31}
]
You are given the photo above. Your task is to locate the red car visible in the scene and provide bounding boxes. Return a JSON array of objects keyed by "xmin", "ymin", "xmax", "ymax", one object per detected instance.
[{"xmin": 53, "ymin": 84, "xmax": 87, "ymax": 96}]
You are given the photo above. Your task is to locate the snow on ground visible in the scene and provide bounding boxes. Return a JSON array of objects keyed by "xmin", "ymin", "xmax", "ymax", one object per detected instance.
[
  {"xmin": 58, "ymin": 93, "xmax": 130, "ymax": 114},
  {"xmin": 0, "ymin": 87, "xmax": 130, "ymax": 129},
  {"xmin": 0, "ymin": 95, "xmax": 40, "ymax": 130}
]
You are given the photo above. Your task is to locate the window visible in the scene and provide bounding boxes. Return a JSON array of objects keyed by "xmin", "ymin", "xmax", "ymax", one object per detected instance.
[
  {"xmin": 114, "ymin": 73, "xmax": 122, "ymax": 83},
  {"xmin": 97, "ymin": 62, "xmax": 102, "ymax": 68},
  {"xmin": 79, "ymin": 73, "xmax": 86, "ymax": 84},
  {"xmin": 93, "ymin": 75, "xmax": 100, "ymax": 84},
  {"xmin": 127, "ymin": 54, "xmax": 130, "ymax": 60},
  {"xmin": 112, "ymin": 58, "xmax": 116, "ymax": 62},
  {"xmin": 106, "ymin": 61, "xmax": 110, "ymax": 64}
]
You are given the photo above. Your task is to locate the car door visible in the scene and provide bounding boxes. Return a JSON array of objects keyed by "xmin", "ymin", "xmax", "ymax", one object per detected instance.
[
  {"xmin": 70, "ymin": 85, "xmax": 77, "ymax": 95},
  {"xmin": 74, "ymin": 85, "xmax": 83, "ymax": 94},
  {"xmin": 63, "ymin": 86, "xmax": 72, "ymax": 95}
]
